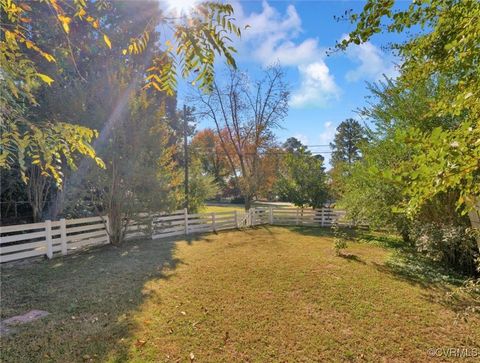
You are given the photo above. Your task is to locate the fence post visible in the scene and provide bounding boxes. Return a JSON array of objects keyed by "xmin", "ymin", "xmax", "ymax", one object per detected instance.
[
  {"xmin": 269, "ymin": 207, "xmax": 273, "ymax": 225},
  {"xmin": 45, "ymin": 220, "xmax": 53, "ymax": 259},
  {"xmin": 60, "ymin": 218, "xmax": 67, "ymax": 255},
  {"xmin": 212, "ymin": 212, "xmax": 216, "ymax": 232},
  {"xmin": 234, "ymin": 210, "xmax": 239, "ymax": 228},
  {"xmin": 320, "ymin": 208, "xmax": 325, "ymax": 227},
  {"xmin": 296, "ymin": 209, "xmax": 299, "ymax": 225},
  {"xmin": 150, "ymin": 215, "xmax": 155, "ymax": 240},
  {"xmin": 184, "ymin": 208, "xmax": 189, "ymax": 235},
  {"xmin": 104, "ymin": 216, "xmax": 111, "ymax": 243}
]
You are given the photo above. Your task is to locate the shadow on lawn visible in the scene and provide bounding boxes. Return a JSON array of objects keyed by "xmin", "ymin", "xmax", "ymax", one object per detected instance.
[
  {"xmin": 0, "ymin": 237, "xmax": 184, "ymax": 362},
  {"xmin": 276, "ymin": 225, "xmax": 475, "ymax": 315},
  {"xmin": 338, "ymin": 253, "xmax": 367, "ymax": 264}
]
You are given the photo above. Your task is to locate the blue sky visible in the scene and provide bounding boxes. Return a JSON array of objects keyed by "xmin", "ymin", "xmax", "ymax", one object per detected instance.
[{"xmin": 177, "ymin": 0, "xmax": 404, "ymax": 163}]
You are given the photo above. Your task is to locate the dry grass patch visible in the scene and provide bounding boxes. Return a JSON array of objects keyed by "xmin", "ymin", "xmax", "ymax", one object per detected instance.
[{"xmin": 1, "ymin": 226, "xmax": 479, "ymax": 362}]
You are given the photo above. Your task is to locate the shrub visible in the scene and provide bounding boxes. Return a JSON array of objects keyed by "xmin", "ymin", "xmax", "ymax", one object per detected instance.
[
  {"xmin": 332, "ymin": 224, "xmax": 350, "ymax": 256},
  {"xmin": 409, "ymin": 222, "xmax": 479, "ymax": 276}
]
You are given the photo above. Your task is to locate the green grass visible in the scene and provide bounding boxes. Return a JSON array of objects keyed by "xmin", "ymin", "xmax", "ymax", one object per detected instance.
[
  {"xmin": 201, "ymin": 204, "xmax": 245, "ymax": 213},
  {"xmin": 201, "ymin": 201, "xmax": 293, "ymax": 213},
  {"xmin": 1, "ymin": 227, "xmax": 479, "ymax": 362}
]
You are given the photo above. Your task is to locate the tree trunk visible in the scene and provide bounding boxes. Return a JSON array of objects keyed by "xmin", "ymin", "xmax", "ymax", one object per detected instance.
[
  {"xmin": 108, "ymin": 205, "xmax": 124, "ymax": 245},
  {"xmin": 26, "ymin": 166, "xmax": 51, "ymax": 222},
  {"xmin": 468, "ymin": 197, "xmax": 480, "ymax": 252}
]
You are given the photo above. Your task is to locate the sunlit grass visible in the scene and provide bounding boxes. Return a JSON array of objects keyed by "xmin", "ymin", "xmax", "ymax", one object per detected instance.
[
  {"xmin": 201, "ymin": 204, "xmax": 245, "ymax": 213},
  {"xmin": 1, "ymin": 227, "xmax": 478, "ymax": 362}
]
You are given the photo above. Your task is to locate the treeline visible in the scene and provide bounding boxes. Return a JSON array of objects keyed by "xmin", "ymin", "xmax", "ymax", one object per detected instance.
[
  {"xmin": 331, "ymin": 0, "xmax": 480, "ymax": 276},
  {"xmin": 1, "ymin": 0, "xmax": 240, "ymax": 244}
]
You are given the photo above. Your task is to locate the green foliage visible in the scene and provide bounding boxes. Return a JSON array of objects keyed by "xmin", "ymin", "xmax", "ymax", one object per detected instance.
[
  {"xmin": 186, "ymin": 158, "xmax": 220, "ymax": 213},
  {"xmin": 394, "ymin": 124, "xmax": 480, "ymax": 216},
  {"xmin": 409, "ymin": 222, "xmax": 478, "ymax": 276},
  {"xmin": 339, "ymin": 0, "xmax": 480, "ymax": 214},
  {"xmin": 332, "ymin": 224, "xmax": 349, "ymax": 255},
  {"xmin": 0, "ymin": 0, "xmax": 111, "ymax": 184},
  {"xmin": 330, "ymin": 118, "xmax": 366, "ymax": 167},
  {"xmin": 0, "ymin": 0, "xmax": 240, "ymax": 186},
  {"xmin": 276, "ymin": 149, "xmax": 328, "ymax": 208}
]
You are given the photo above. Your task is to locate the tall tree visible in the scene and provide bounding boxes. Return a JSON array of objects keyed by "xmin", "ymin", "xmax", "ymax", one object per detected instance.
[
  {"xmin": 1, "ymin": 0, "xmax": 241, "ymax": 186},
  {"xmin": 330, "ymin": 119, "xmax": 366, "ymax": 167},
  {"xmin": 283, "ymin": 137, "xmax": 305, "ymax": 153},
  {"xmin": 275, "ymin": 149, "xmax": 328, "ymax": 209},
  {"xmin": 195, "ymin": 66, "xmax": 289, "ymax": 209}
]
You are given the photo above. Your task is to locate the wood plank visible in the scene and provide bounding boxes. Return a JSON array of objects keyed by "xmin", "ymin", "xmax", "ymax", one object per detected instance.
[
  {"xmin": 0, "ymin": 241, "xmax": 46, "ymax": 254},
  {"xmin": 0, "ymin": 230, "xmax": 47, "ymax": 244},
  {"xmin": 1, "ymin": 249, "xmax": 46, "ymax": 263},
  {"xmin": 66, "ymin": 223, "xmax": 106, "ymax": 234},
  {"xmin": 156, "ymin": 226, "xmax": 184, "ymax": 234},
  {"xmin": 65, "ymin": 216, "xmax": 105, "ymax": 225},
  {"xmin": 153, "ymin": 215, "xmax": 185, "ymax": 222},
  {"xmin": 68, "ymin": 237, "xmax": 108, "ymax": 249},
  {"xmin": 0, "ymin": 222, "xmax": 46, "ymax": 234},
  {"xmin": 154, "ymin": 219, "xmax": 185, "ymax": 227},
  {"xmin": 152, "ymin": 231, "xmax": 184, "ymax": 239},
  {"xmin": 68, "ymin": 230, "xmax": 108, "ymax": 243}
]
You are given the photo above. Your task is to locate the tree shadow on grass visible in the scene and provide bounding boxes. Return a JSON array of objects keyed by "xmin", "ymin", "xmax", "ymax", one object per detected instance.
[
  {"xmin": 338, "ymin": 253, "xmax": 367, "ymax": 265},
  {"xmin": 372, "ymin": 253, "xmax": 479, "ymax": 315},
  {"xmin": 271, "ymin": 225, "xmax": 476, "ymax": 315},
  {"xmin": 273, "ymin": 225, "xmax": 335, "ymax": 239},
  {"xmin": 0, "ymin": 236, "xmax": 185, "ymax": 363}
]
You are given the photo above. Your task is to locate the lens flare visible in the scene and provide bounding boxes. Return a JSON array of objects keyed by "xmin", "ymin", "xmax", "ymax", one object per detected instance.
[{"xmin": 166, "ymin": 0, "xmax": 198, "ymax": 16}]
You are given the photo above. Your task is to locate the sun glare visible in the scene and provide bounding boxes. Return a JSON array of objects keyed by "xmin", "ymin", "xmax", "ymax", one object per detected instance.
[{"xmin": 165, "ymin": 0, "xmax": 198, "ymax": 16}]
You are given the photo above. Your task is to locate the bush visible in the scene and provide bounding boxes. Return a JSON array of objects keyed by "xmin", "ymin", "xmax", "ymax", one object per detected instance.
[
  {"xmin": 332, "ymin": 224, "xmax": 350, "ymax": 255},
  {"xmin": 409, "ymin": 222, "xmax": 479, "ymax": 276},
  {"xmin": 230, "ymin": 196, "xmax": 245, "ymax": 204}
]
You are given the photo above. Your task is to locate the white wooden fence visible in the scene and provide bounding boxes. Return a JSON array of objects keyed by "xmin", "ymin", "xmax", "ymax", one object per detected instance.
[
  {"xmin": 0, "ymin": 207, "xmax": 344, "ymax": 264},
  {"xmin": 0, "ymin": 216, "xmax": 109, "ymax": 263}
]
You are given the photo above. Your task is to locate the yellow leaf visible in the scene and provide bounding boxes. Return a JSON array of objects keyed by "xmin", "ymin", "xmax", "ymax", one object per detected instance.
[
  {"xmin": 76, "ymin": 7, "xmax": 86, "ymax": 18},
  {"xmin": 37, "ymin": 73, "xmax": 54, "ymax": 85},
  {"xmin": 103, "ymin": 34, "xmax": 112, "ymax": 49},
  {"xmin": 122, "ymin": 49, "xmax": 127, "ymax": 55},
  {"xmin": 58, "ymin": 15, "xmax": 71, "ymax": 33}
]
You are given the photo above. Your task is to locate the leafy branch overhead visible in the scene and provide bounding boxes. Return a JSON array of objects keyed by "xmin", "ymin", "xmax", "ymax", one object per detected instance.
[
  {"xmin": 338, "ymin": 0, "xmax": 480, "ymax": 213},
  {"xmin": 142, "ymin": 2, "xmax": 241, "ymax": 94},
  {"xmin": 0, "ymin": 0, "xmax": 241, "ymax": 184}
]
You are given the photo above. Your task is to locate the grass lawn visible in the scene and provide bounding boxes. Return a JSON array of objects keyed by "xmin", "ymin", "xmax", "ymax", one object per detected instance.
[
  {"xmin": 1, "ymin": 227, "xmax": 479, "ymax": 362},
  {"xmin": 201, "ymin": 204, "xmax": 245, "ymax": 213},
  {"xmin": 201, "ymin": 202, "xmax": 293, "ymax": 213}
]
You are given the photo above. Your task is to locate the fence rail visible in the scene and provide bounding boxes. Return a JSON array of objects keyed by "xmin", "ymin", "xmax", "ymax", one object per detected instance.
[{"xmin": 0, "ymin": 207, "xmax": 345, "ymax": 264}]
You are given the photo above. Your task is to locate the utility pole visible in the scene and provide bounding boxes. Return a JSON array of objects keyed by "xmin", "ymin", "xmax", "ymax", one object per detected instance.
[{"xmin": 183, "ymin": 104, "xmax": 189, "ymax": 211}]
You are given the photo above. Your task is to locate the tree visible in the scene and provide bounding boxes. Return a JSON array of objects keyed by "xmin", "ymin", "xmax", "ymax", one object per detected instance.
[
  {"xmin": 338, "ymin": 78, "xmax": 478, "ymax": 273},
  {"xmin": 1, "ymin": 0, "xmax": 241, "ymax": 186},
  {"xmin": 283, "ymin": 137, "xmax": 305, "ymax": 153},
  {"xmin": 194, "ymin": 66, "xmax": 289, "ymax": 209},
  {"xmin": 329, "ymin": 119, "xmax": 366, "ymax": 199},
  {"xmin": 330, "ymin": 119, "xmax": 366, "ymax": 167},
  {"xmin": 190, "ymin": 129, "xmax": 230, "ymax": 192},
  {"xmin": 64, "ymin": 85, "xmax": 184, "ymax": 244},
  {"xmin": 187, "ymin": 157, "xmax": 220, "ymax": 213},
  {"xmin": 338, "ymin": 0, "xmax": 480, "ymax": 216},
  {"xmin": 275, "ymin": 149, "xmax": 328, "ymax": 209}
]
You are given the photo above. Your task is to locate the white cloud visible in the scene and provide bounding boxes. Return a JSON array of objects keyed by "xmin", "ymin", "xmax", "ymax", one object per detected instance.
[
  {"xmin": 344, "ymin": 39, "xmax": 398, "ymax": 82},
  {"xmin": 319, "ymin": 121, "xmax": 336, "ymax": 145},
  {"xmin": 293, "ymin": 133, "xmax": 309, "ymax": 145},
  {"xmin": 291, "ymin": 62, "xmax": 340, "ymax": 107},
  {"xmin": 231, "ymin": 1, "xmax": 340, "ymax": 109}
]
